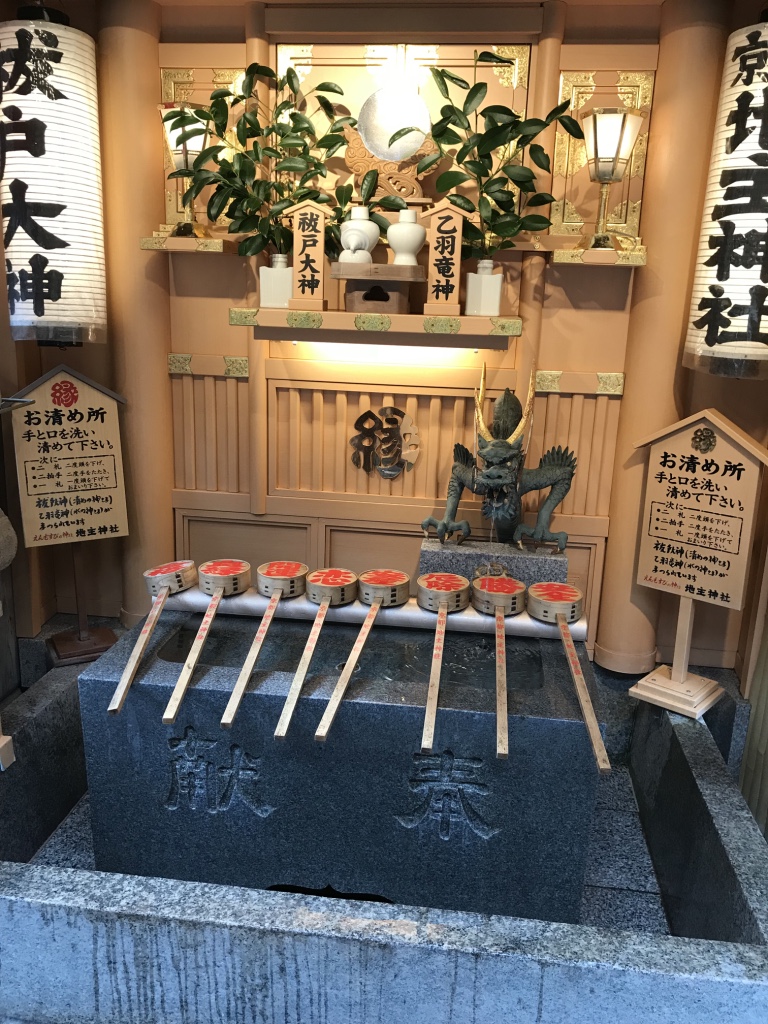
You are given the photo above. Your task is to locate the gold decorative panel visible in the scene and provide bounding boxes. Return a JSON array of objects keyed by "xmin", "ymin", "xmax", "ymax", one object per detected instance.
[
  {"xmin": 551, "ymin": 69, "xmax": 654, "ymax": 239},
  {"xmin": 492, "ymin": 46, "xmax": 530, "ymax": 91}
]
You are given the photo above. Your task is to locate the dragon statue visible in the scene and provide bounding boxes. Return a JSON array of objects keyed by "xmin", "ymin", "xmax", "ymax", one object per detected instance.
[{"xmin": 421, "ymin": 367, "xmax": 577, "ymax": 550}]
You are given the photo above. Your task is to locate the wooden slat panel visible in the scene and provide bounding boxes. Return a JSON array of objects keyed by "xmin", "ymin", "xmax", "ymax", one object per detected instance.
[
  {"xmin": 171, "ymin": 376, "xmax": 185, "ymax": 490},
  {"xmin": 204, "ymin": 376, "xmax": 217, "ymax": 491},
  {"xmin": 225, "ymin": 377, "xmax": 239, "ymax": 493},
  {"xmin": 182, "ymin": 374, "xmax": 196, "ymax": 491},
  {"xmin": 311, "ymin": 390, "xmax": 323, "ymax": 493},
  {"xmin": 237, "ymin": 378, "xmax": 249, "ymax": 494},
  {"xmin": 193, "ymin": 377, "xmax": 206, "ymax": 490},
  {"xmin": 598, "ymin": 395, "xmax": 621, "ymax": 517},
  {"xmin": 572, "ymin": 394, "xmax": 595, "ymax": 517},
  {"xmin": 335, "ymin": 393, "xmax": 347, "ymax": 494}
]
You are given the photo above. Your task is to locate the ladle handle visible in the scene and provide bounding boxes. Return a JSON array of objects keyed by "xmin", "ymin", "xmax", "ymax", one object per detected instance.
[
  {"xmin": 275, "ymin": 597, "xmax": 331, "ymax": 739},
  {"xmin": 108, "ymin": 586, "xmax": 170, "ymax": 715},
  {"xmin": 221, "ymin": 588, "xmax": 282, "ymax": 728},
  {"xmin": 421, "ymin": 601, "xmax": 448, "ymax": 754},
  {"xmin": 162, "ymin": 586, "xmax": 224, "ymax": 725},
  {"xmin": 495, "ymin": 606, "xmax": 509, "ymax": 759},
  {"xmin": 557, "ymin": 613, "xmax": 611, "ymax": 776},
  {"xmin": 315, "ymin": 600, "xmax": 380, "ymax": 741}
]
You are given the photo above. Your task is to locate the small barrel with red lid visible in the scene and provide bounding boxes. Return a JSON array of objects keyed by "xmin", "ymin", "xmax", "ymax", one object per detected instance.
[
  {"xmin": 306, "ymin": 568, "xmax": 358, "ymax": 606},
  {"xmin": 416, "ymin": 572, "xmax": 471, "ymax": 613},
  {"xmin": 198, "ymin": 559, "xmax": 252, "ymax": 596},
  {"xmin": 471, "ymin": 575, "xmax": 526, "ymax": 617},
  {"xmin": 358, "ymin": 569, "xmax": 410, "ymax": 607},
  {"xmin": 255, "ymin": 560, "xmax": 308, "ymax": 597},
  {"xmin": 527, "ymin": 581, "xmax": 584, "ymax": 624},
  {"xmin": 143, "ymin": 560, "xmax": 197, "ymax": 597}
]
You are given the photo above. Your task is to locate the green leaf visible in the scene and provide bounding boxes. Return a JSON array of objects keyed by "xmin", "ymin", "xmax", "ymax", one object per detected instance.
[
  {"xmin": 244, "ymin": 112, "xmax": 262, "ymax": 135},
  {"xmin": 274, "ymin": 100, "xmax": 294, "ymax": 119},
  {"xmin": 289, "ymin": 112, "xmax": 317, "ymax": 137},
  {"xmin": 209, "ymin": 88, "xmax": 233, "ymax": 99},
  {"xmin": 376, "ymin": 195, "xmax": 408, "ymax": 211},
  {"xmin": 503, "ymin": 164, "xmax": 535, "ymax": 183},
  {"xmin": 286, "ymin": 67, "xmax": 300, "ymax": 95},
  {"xmin": 236, "ymin": 115, "xmax": 248, "ymax": 147},
  {"xmin": 279, "ymin": 134, "xmax": 309, "ymax": 148},
  {"xmin": 167, "ymin": 169, "xmax": 194, "ymax": 179},
  {"xmin": 325, "ymin": 140, "xmax": 346, "ymax": 159},
  {"xmin": 245, "ymin": 62, "xmax": 276, "ymax": 80},
  {"xmin": 317, "ymin": 133, "xmax": 345, "ymax": 149},
  {"xmin": 431, "ymin": 66, "xmax": 449, "ymax": 99},
  {"xmin": 558, "ymin": 115, "xmax": 584, "ymax": 139},
  {"xmin": 314, "ymin": 81, "xmax": 344, "ymax": 95},
  {"xmin": 447, "ymin": 106, "xmax": 470, "ymax": 130},
  {"xmin": 546, "ymin": 98, "xmax": 571, "ymax": 122},
  {"xmin": 493, "ymin": 214, "xmax": 522, "ymax": 237},
  {"xmin": 192, "ymin": 144, "xmax": 224, "ymax": 170},
  {"xmin": 520, "ymin": 214, "xmax": 551, "ymax": 231},
  {"xmin": 299, "ymin": 169, "xmax": 321, "ymax": 187},
  {"xmin": 518, "ymin": 118, "xmax": 548, "ymax": 136},
  {"xmin": 261, "ymin": 146, "xmax": 282, "ymax": 160},
  {"xmin": 388, "ymin": 126, "xmax": 423, "ymax": 147},
  {"xmin": 416, "ymin": 152, "xmax": 442, "ymax": 175},
  {"xmin": 479, "ymin": 104, "xmax": 517, "ymax": 123},
  {"xmin": 525, "ymin": 192, "xmax": 555, "ymax": 207},
  {"xmin": 275, "ymin": 155, "xmax": 310, "ymax": 172},
  {"xmin": 462, "ymin": 221, "xmax": 484, "ymax": 241},
  {"xmin": 271, "ymin": 198, "xmax": 295, "ymax": 216},
  {"xmin": 477, "ymin": 123, "xmax": 511, "ymax": 156},
  {"xmin": 335, "ymin": 183, "xmax": 353, "ymax": 207},
  {"xmin": 463, "ymin": 82, "xmax": 487, "ymax": 116},
  {"xmin": 440, "ymin": 127, "xmax": 462, "ymax": 145},
  {"xmin": 478, "ymin": 196, "xmax": 492, "ymax": 222},
  {"xmin": 360, "ymin": 169, "xmax": 378, "ymax": 204},
  {"xmin": 436, "ymin": 170, "xmax": 472, "ymax": 192},
  {"xmin": 207, "ymin": 187, "xmax": 232, "ymax": 222},
  {"xmin": 483, "ymin": 176, "xmax": 508, "ymax": 193},
  {"xmin": 330, "ymin": 116, "xmax": 357, "ymax": 132},
  {"xmin": 316, "ymin": 94, "xmax": 335, "ymax": 120},
  {"xmin": 529, "ymin": 144, "xmax": 550, "ymax": 172},
  {"xmin": 238, "ymin": 233, "xmax": 268, "ymax": 257},
  {"xmin": 456, "ymin": 135, "xmax": 480, "ymax": 164},
  {"xmin": 476, "ymin": 50, "xmax": 515, "ymax": 65},
  {"xmin": 442, "ymin": 69, "xmax": 470, "ymax": 89},
  {"xmin": 462, "ymin": 159, "xmax": 488, "ymax": 177},
  {"xmin": 449, "ymin": 194, "xmax": 476, "ymax": 213},
  {"xmin": 176, "ymin": 128, "xmax": 207, "ymax": 146},
  {"xmin": 369, "ymin": 212, "xmax": 389, "ymax": 234}
]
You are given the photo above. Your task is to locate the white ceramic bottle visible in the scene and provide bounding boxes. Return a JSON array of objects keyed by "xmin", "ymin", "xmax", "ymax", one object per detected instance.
[
  {"xmin": 386, "ymin": 209, "xmax": 426, "ymax": 265},
  {"xmin": 339, "ymin": 206, "xmax": 380, "ymax": 263},
  {"xmin": 464, "ymin": 259, "xmax": 503, "ymax": 317},
  {"xmin": 259, "ymin": 252, "xmax": 293, "ymax": 308}
]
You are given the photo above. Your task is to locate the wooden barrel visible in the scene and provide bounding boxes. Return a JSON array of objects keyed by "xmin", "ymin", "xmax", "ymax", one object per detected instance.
[
  {"xmin": 198, "ymin": 559, "xmax": 252, "ymax": 596},
  {"xmin": 143, "ymin": 559, "xmax": 197, "ymax": 597},
  {"xmin": 306, "ymin": 568, "xmax": 358, "ymax": 606},
  {"xmin": 471, "ymin": 575, "xmax": 526, "ymax": 616},
  {"xmin": 416, "ymin": 572, "xmax": 471, "ymax": 613},
  {"xmin": 358, "ymin": 569, "xmax": 410, "ymax": 607},
  {"xmin": 255, "ymin": 560, "xmax": 308, "ymax": 597},
  {"xmin": 527, "ymin": 582, "xmax": 584, "ymax": 624}
]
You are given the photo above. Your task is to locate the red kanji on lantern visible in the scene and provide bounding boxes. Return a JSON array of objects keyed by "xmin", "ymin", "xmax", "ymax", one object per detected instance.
[
  {"xmin": 529, "ymin": 582, "xmax": 581, "ymax": 602},
  {"xmin": 261, "ymin": 560, "xmax": 305, "ymax": 577},
  {"xmin": 476, "ymin": 576, "xmax": 525, "ymax": 594},
  {"xmin": 200, "ymin": 559, "xmax": 249, "ymax": 576},
  {"xmin": 308, "ymin": 568, "xmax": 356, "ymax": 585},
  {"xmin": 360, "ymin": 569, "xmax": 409, "ymax": 586},
  {"xmin": 421, "ymin": 573, "xmax": 468, "ymax": 592},
  {"xmin": 50, "ymin": 379, "xmax": 78, "ymax": 408}
]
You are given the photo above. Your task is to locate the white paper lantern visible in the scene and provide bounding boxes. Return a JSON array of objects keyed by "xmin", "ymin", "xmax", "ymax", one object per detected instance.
[
  {"xmin": 684, "ymin": 18, "xmax": 768, "ymax": 379},
  {"xmin": 0, "ymin": 19, "xmax": 106, "ymax": 344}
]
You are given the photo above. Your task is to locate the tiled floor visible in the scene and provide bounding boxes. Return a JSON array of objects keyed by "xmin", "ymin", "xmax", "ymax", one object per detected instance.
[{"xmin": 32, "ymin": 767, "xmax": 669, "ymax": 934}]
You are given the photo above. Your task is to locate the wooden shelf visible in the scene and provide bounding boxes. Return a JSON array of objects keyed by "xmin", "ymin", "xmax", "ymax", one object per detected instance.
[
  {"xmin": 140, "ymin": 236, "xmax": 240, "ymax": 254},
  {"xmin": 551, "ymin": 246, "xmax": 646, "ymax": 266},
  {"xmin": 229, "ymin": 307, "xmax": 522, "ymax": 346},
  {"xmin": 330, "ymin": 263, "xmax": 425, "ymax": 281}
]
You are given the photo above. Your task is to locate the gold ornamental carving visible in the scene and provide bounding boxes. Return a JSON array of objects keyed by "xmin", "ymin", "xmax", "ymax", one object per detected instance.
[
  {"xmin": 617, "ymin": 72, "xmax": 654, "ymax": 110},
  {"xmin": 355, "ymin": 313, "xmax": 390, "ymax": 332},
  {"xmin": 224, "ymin": 357, "xmax": 249, "ymax": 378},
  {"xmin": 230, "ymin": 308, "xmax": 258, "ymax": 326},
  {"xmin": 492, "ymin": 46, "xmax": 530, "ymax": 90},
  {"xmin": 536, "ymin": 371, "xmax": 562, "ymax": 393},
  {"xmin": 558, "ymin": 72, "xmax": 596, "ymax": 110},
  {"xmin": 161, "ymin": 68, "xmax": 193, "ymax": 103},
  {"xmin": 549, "ymin": 198, "xmax": 584, "ymax": 236},
  {"xmin": 596, "ymin": 373, "xmax": 625, "ymax": 395},
  {"xmin": 168, "ymin": 354, "xmax": 192, "ymax": 376},
  {"xmin": 286, "ymin": 311, "xmax": 323, "ymax": 330},
  {"xmin": 631, "ymin": 132, "xmax": 648, "ymax": 178},
  {"xmin": 423, "ymin": 316, "xmax": 460, "ymax": 334},
  {"xmin": 343, "ymin": 126, "xmax": 439, "ymax": 200},
  {"xmin": 490, "ymin": 317, "xmax": 522, "ymax": 336},
  {"xmin": 607, "ymin": 199, "xmax": 641, "ymax": 238}
]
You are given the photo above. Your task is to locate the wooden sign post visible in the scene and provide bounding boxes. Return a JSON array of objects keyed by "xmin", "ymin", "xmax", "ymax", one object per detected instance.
[
  {"xmin": 422, "ymin": 197, "xmax": 474, "ymax": 317},
  {"xmin": 10, "ymin": 366, "xmax": 128, "ymax": 664},
  {"xmin": 630, "ymin": 410, "xmax": 768, "ymax": 718},
  {"xmin": 287, "ymin": 199, "xmax": 328, "ymax": 312}
]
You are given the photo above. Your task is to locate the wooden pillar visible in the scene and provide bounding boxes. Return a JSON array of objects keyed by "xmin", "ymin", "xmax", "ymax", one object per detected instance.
[
  {"xmin": 99, "ymin": 0, "xmax": 174, "ymax": 625},
  {"xmin": 518, "ymin": 1, "xmax": 566, "ymax": 388},
  {"xmin": 594, "ymin": 0, "xmax": 729, "ymax": 673}
]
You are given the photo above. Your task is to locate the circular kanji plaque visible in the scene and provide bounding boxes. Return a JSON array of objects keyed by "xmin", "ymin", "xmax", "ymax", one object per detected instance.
[
  {"xmin": 358, "ymin": 568, "xmax": 410, "ymax": 607},
  {"xmin": 471, "ymin": 575, "xmax": 526, "ymax": 616},
  {"xmin": 417, "ymin": 572, "xmax": 470, "ymax": 613},
  {"xmin": 306, "ymin": 568, "xmax": 358, "ymax": 606},
  {"xmin": 527, "ymin": 581, "xmax": 584, "ymax": 624},
  {"xmin": 198, "ymin": 559, "xmax": 252, "ymax": 596},
  {"xmin": 256, "ymin": 560, "xmax": 308, "ymax": 598}
]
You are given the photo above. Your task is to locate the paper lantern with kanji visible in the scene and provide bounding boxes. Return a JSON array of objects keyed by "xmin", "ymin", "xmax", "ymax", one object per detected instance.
[
  {"xmin": 684, "ymin": 17, "xmax": 768, "ymax": 379},
  {"xmin": 0, "ymin": 19, "xmax": 106, "ymax": 344}
]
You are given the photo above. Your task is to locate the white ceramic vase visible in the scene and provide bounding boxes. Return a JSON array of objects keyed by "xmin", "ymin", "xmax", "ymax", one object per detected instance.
[
  {"xmin": 339, "ymin": 206, "xmax": 380, "ymax": 263},
  {"xmin": 464, "ymin": 259, "xmax": 503, "ymax": 317},
  {"xmin": 259, "ymin": 253, "xmax": 293, "ymax": 308},
  {"xmin": 386, "ymin": 209, "xmax": 426, "ymax": 265}
]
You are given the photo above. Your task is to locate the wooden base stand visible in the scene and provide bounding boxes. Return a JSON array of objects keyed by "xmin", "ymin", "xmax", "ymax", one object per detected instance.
[
  {"xmin": 628, "ymin": 664, "xmax": 723, "ymax": 719},
  {"xmin": 48, "ymin": 543, "xmax": 117, "ymax": 666},
  {"xmin": 628, "ymin": 595, "xmax": 724, "ymax": 719}
]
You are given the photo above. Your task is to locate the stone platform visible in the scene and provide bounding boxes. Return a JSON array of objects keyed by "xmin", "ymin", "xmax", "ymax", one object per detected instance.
[
  {"xmin": 418, "ymin": 538, "xmax": 568, "ymax": 587},
  {"xmin": 79, "ymin": 610, "xmax": 601, "ymax": 923}
]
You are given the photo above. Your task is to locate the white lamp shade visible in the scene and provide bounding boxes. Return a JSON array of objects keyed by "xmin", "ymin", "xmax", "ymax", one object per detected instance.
[
  {"xmin": 1, "ymin": 20, "xmax": 106, "ymax": 344},
  {"xmin": 581, "ymin": 107, "xmax": 644, "ymax": 183},
  {"xmin": 684, "ymin": 19, "xmax": 768, "ymax": 379},
  {"xmin": 161, "ymin": 104, "xmax": 208, "ymax": 171}
]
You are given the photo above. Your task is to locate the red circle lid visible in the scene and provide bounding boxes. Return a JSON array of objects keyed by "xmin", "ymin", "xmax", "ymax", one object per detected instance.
[
  {"xmin": 259, "ymin": 560, "xmax": 306, "ymax": 578},
  {"xmin": 307, "ymin": 568, "xmax": 357, "ymax": 585},
  {"xmin": 528, "ymin": 581, "xmax": 582, "ymax": 602},
  {"xmin": 145, "ymin": 560, "xmax": 194, "ymax": 577},
  {"xmin": 475, "ymin": 576, "xmax": 526, "ymax": 594},
  {"xmin": 419, "ymin": 572, "xmax": 470, "ymax": 592},
  {"xmin": 360, "ymin": 569, "xmax": 410, "ymax": 586},
  {"xmin": 199, "ymin": 559, "xmax": 249, "ymax": 576}
]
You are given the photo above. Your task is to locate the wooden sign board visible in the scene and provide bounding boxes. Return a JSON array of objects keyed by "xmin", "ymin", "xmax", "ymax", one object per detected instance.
[
  {"xmin": 10, "ymin": 366, "xmax": 128, "ymax": 549},
  {"xmin": 635, "ymin": 410, "xmax": 768, "ymax": 612},
  {"xmin": 422, "ymin": 198, "xmax": 472, "ymax": 317},
  {"xmin": 288, "ymin": 199, "xmax": 327, "ymax": 312}
]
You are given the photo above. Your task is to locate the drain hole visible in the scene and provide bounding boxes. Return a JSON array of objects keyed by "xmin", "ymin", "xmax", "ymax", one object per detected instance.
[{"xmin": 269, "ymin": 883, "xmax": 392, "ymax": 904}]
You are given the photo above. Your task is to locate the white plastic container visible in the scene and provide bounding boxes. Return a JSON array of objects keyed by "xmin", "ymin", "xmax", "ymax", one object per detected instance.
[
  {"xmin": 464, "ymin": 259, "xmax": 503, "ymax": 316},
  {"xmin": 259, "ymin": 252, "xmax": 293, "ymax": 308}
]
